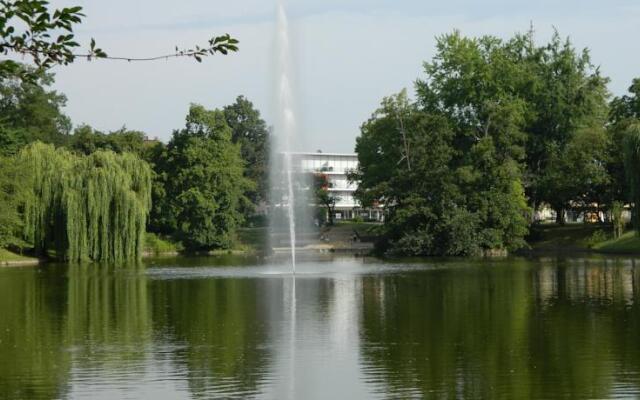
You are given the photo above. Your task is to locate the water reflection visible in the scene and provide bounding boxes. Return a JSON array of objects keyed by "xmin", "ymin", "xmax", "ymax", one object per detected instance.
[
  {"xmin": 359, "ymin": 257, "xmax": 640, "ymax": 399},
  {"xmin": 0, "ymin": 256, "xmax": 639, "ymax": 399},
  {"xmin": 150, "ymin": 275, "xmax": 276, "ymax": 398},
  {"xmin": 0, "ymin": 267, "xmax": 68, "ymax": 399},
  {"xmin": 64, "ymin": 265, "xmax": 153, "ymax": 399}
]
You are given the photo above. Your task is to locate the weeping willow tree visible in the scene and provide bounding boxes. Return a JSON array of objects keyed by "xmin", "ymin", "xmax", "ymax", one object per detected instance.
[
  {"xmin": 623, "ymin": 122, "xmax": 640, "ymax": 234},
  {"xmin": 19, "ymin": 142, "xmax": 151, "ymax": 262}
]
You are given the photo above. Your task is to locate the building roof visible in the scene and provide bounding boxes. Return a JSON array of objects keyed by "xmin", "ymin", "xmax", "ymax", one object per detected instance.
[{"xmin": 289, "ymin": 151, "xmax": 357, "ymax": 157}]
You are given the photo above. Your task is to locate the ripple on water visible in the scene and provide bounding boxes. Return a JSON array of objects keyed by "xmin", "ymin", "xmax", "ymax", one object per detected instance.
[{"xmin": 145, "ymin": 260, "xmax": 436, "ymax": 280}]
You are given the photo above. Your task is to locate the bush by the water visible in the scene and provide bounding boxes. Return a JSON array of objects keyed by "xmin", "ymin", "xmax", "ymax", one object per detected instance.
[
  {"xmin": 144, "ymin": 233, "xmax": 180, "ymax": 255},
  {"xmin": 587, "ymin": 230, "xmax": 610, "ymax": 248}
]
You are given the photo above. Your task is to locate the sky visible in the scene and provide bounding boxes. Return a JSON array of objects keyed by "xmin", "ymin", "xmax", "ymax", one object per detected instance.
[{"xmin": 48, "ymin": 0, "xmax": 640, "ymax": 153}]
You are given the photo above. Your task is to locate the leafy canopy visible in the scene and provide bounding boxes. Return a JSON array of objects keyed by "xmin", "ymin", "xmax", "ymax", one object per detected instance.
[
  {"xmin": 18, "ymin": 142, "xmax": 151, "ymax": 262},
  {"xmin": 151, "ymin": 104, "xmax": 250, "ymax": 250},
  {"xmin": 0, "ymin": 67, "xmax": 70, "ymax": 152},
  {"xmin": 223, "ymin": 96, "xmax": 270, "ymax": 210}
]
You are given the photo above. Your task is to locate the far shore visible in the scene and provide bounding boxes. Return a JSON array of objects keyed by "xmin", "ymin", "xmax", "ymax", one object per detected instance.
[{"xmin": 3, "ymin": 223, "xmax": 640, "ymax": 267}]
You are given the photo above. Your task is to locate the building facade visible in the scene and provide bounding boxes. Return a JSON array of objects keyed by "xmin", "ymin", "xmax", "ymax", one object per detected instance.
[{"xmin": 293, "ymin": 151, "xmax": 383, "ymax": 221}]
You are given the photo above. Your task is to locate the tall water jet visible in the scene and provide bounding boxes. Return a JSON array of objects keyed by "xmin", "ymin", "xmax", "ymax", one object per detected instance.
[{"xmin": 271, "ymin": 2, "xmax": 298, "ymax": 273}]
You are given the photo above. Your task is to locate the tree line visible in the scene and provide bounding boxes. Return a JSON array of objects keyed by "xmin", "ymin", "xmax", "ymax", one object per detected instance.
[
  {"xmin": 351, "ymin": 30, "xmax": 640, "ymax": 256},
  {"xmin": 0, "ymin": 67, "xmax": 269, "ymax": 261}
]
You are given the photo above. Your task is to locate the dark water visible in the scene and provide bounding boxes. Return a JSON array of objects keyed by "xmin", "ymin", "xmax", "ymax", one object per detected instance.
[{"xmin": 1, "ymin": 255, "xmax": 640, "ymax": 399}]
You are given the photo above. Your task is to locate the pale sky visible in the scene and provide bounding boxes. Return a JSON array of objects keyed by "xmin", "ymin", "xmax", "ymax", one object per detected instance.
[{"xmin": 49, "ymin": 0, "xmax": 640, "ymax": 153}]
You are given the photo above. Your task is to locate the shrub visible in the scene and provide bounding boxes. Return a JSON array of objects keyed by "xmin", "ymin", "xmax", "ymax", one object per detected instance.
[
  {"xmin": 144, "ymin": 232, "xmax": 180, "ymax": 255},
  {"xmin": 587, "ymin": 230, "xmax": 610, "ymax": 248}
]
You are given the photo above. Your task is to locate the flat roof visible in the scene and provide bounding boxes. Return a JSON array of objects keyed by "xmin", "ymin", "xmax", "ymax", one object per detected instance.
[{"xmin": 288, "ymin": 151, "xmax": 357, "ymax": 157}]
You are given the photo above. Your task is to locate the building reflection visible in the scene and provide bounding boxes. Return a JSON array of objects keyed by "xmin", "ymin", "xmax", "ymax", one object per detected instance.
[
  {"xmin": 533, "ymin": 257, "xmax": 640, "ymax": 306},
  {"xmin": 358, "ymin": 258, "xmax": 640, "ymax": 399}
]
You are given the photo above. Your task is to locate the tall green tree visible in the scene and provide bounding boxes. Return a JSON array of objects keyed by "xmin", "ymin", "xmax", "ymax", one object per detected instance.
[
  {"xmin": 223, "ymin": 96, "xmax": 269, "ymax": 212},
  {"xmin": 0, "ymin": 154, "xmax": 30, "ymax": 248},
  {"xmin": 156, "ymin": 104, "xmax": 249, "ymax": 250},
  {"xmin": 622, "ymin": 123, "xmax": 640, "ymax": 233},
  {"xmin": 416, "ymin": 30, "xmax": 610, "ymax": 222},
  {"xmin": 610, "ymin": 78, "xmax": 640, "ymax": 124},
  {"xmin": 416, "ymin": 32, "xmax": 530, "ymax": 252},
  {"xmin": 607, "ymin": 78, "xmax": 640, "ymax": 207},
  {"xmin": 144, "ymin": 141, "xmax": 172, "ymax": 235},
  {"xmin": 0, "ymin": 68, "xmax": 71, "ymax": 151},
  {"xmin": 354, "ymin": 86, "xmax": 529, "ymax": 256},
  {"xmin": 518, "ymin": 32, "xmax": 609, "ymax": 219},
  {"xmin": 68, "ymin": 124, "xmax": 147, "ymax": 156},
  {"xmin": 538, "ymin": 127, "xmax": 610, "ymax": 221}
]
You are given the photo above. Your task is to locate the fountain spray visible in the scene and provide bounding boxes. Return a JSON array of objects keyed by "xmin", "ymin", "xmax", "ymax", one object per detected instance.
[{"xmin": 275, "ymin": 2, "xmax": 297, "ymax": 274}]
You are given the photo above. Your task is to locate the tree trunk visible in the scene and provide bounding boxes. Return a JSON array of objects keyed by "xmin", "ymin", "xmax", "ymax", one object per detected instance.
[{"xmin": 555, "ymin": 208, "xmax": 565, "ymax": 225}]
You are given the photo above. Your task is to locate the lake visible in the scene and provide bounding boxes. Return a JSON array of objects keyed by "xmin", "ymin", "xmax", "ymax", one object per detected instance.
[{"xmin": 1, "ymin": 254, "xmax": 639, "ymax": 399}]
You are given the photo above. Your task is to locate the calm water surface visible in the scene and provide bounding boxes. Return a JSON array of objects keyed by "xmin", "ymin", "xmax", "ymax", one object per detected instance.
[{"xmin": 1, "ymin": 255, "xmax": 640, "ymax": 399}]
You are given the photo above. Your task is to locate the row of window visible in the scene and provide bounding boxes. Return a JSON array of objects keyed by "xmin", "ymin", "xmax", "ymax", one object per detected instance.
[{"xmin": 299, "ymin": 157, "xmax": 358, "ymax": 174}]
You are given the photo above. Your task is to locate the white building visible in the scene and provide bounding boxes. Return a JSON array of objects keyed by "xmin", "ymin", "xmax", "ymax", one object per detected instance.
[{"xmin": 293, "ymin": 151, "xmax": 383, "ymax": 221}]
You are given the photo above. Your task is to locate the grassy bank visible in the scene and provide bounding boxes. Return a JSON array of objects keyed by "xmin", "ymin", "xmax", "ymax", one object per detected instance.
[
  {"xmin": 144, "ymin": 229, "xmax": 268, "ymax": 257},
  {"xmin": 527, "ymin": 223, "xmax": 640, "ymax": 255},
  {"xmin": 144, "ymin": 232, "xmax": 181, "ymax": 256},
  {"xmin": 592, "ymin": 232, "xmax": 640, "ymax": 254},
  {"xmin": 527, "ymin": 224, "xmax": 605, "ymax": 252},
  {"xmin": 0, "ymin": 249, "xmax": 39, "ymax": 266}
]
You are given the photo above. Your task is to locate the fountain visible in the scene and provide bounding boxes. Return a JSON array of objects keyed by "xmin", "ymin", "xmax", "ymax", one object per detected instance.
[
  {"xmin": 272, "ymin": 8, "xmax": 299, "ymax": 397},
  {"xmin": 271, "ymin": 1, "xmax": 298, "ymax": 274}
]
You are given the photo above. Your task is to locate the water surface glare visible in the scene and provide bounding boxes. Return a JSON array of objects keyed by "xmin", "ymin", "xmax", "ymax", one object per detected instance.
[{"xmin": 1, "ymin": 255, "xmax": 640, "ymax": 399}]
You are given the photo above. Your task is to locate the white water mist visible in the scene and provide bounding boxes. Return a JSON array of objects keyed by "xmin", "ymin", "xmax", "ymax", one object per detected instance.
[{"xmin": 271, "ymin": 2, "xmax": 297, "ymax": 273}]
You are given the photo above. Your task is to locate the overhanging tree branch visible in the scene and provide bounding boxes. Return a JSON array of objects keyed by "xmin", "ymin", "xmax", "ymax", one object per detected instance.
[
  {"xmin": 4, "ymin": 34, "xmax": 239, "ymax": 62},
  {"xmin": 0, "ymin": 0, "xmax": 239, "ymax": 81}
]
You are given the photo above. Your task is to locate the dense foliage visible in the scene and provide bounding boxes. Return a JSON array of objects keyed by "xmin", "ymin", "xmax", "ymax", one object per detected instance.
[
  {"xmin": 353, "ymin": 30, "xmax": 628, "ymax": 255},
  {"xmin": 19, "ymin": 142, "xmax": 151, "ymax": 262},
  {"xmin": 0, "ymin": 1, "xmax": 251, "ymax": 262},
  {"xmin": 68, "ymin": 124, "xmax": 147, "ymax": 156},
  {"xmin": 149, "ymin": 104, "xmax": 249, "ymax": 251},
  {"xmin": 514, "ymin": 34, "xmax": 609, "ymax": 219},
  {"xmin": 622, "ymin": 123, "xmax": 640, "ymax": 232},
  {"xmin": 4, "ymin": 17, "xmax": 640, "ymax": 260},
  {"xmin": 223, "ymin": 96, "xmax": 269, "ymax": 212},
  {"xmin": 0, "ymin": 69, "xmax": 71, "ymax": 152},
  {"xmin": 0, "ymin": 62, "xmax": 261, "ymax": 258},
  {"xmin": 611, "ymin": 80, "xmax": 640, "ymax": 233},
  {"xmin": 355, "ymin": 38, "xmax": 531, "ymax": 255},
  {"xmin": 0, "ymin": 154, "xmax": 29, "ymax": 248}
]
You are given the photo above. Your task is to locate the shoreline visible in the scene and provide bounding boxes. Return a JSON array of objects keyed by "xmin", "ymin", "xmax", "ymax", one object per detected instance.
[
  {"xmin": 0, "ymin": 248, "xmax": 260, "ymax": 267},
  {"xmin": 5, "ymin": 230, "xmax": 640, "ymax": 266},
  {"xmin": 0, "ymin": 258, "xmax": 43, "ymax": 267}
]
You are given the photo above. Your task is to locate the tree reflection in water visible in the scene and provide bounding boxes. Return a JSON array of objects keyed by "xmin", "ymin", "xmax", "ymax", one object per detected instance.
[
  {"xmin": 150, "ymin": 275, "xmax": 276, "ymax": 398},
  {"xmin": 1, "ymin": 257, "xmax": 640, "ymax": 399},
  {"xmin": 359, "ymin": 258, "xmax": 640, "ymax": 399}
]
